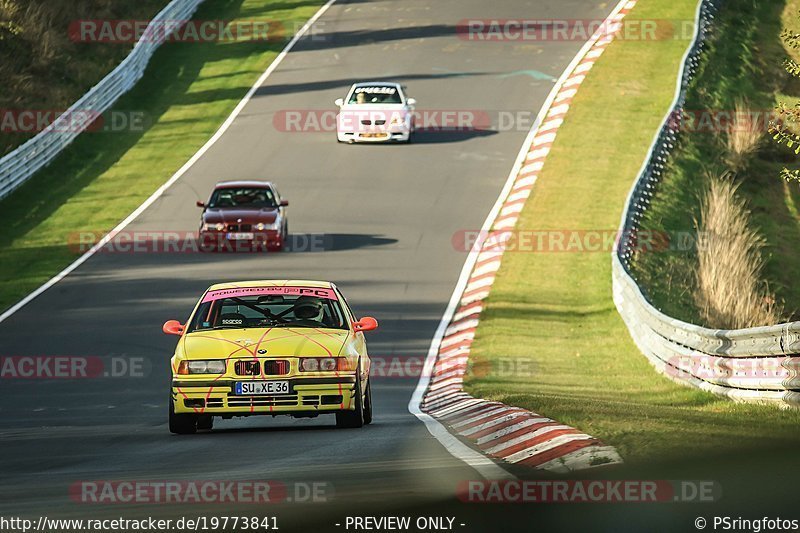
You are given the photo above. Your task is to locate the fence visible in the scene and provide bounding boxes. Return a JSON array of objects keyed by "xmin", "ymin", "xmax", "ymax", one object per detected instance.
[
  {"xmin": 612, "ymin": 0, "xmax": 800, "ymax": 408},
  {"xmin": 0, "ymin": 0, "xmax": 206, "ymax": 201}
]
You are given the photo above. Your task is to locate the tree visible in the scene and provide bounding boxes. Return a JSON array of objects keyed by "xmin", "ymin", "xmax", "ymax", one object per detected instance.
[{"xmin": 770, "ymin": 13, "xmax": 800, "ymax": 181}]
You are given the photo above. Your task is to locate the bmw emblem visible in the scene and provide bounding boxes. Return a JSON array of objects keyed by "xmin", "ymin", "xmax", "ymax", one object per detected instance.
[{"xmin": 258, "ymin": 349, "xmax": 267, "ymax": 355}]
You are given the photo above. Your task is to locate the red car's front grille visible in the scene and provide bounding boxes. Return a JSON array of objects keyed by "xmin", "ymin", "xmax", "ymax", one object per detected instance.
[
  {"xmin": 234, "ymin": 359, "xmax": 289, "ymax": 376},
  {"xmin": 225, "ymin": 223, "xmax": 252, "ymax": 231}
]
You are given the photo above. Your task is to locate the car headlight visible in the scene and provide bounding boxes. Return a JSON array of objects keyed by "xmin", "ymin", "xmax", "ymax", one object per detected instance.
[
  {"xmin": 300, "ymin": 357, "xmax": 349, "ymax": 372},
  {"xmin": 202, "ymin": 223, "xmax": 225, "ymax": 231},
  {"xmin": 255, "ymin": 221, "xmax": 279, "ymax": 231},
  {"xmin": 391, "ymin": 115, "xmax": 406, "ymax": 125},
  {"xmin": 177, "ymin": 360, "xmax": 226, "ymax": 374}
]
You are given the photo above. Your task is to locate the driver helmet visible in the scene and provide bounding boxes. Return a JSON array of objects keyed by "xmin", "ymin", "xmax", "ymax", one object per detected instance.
[{"xmin": 293, "ymin": 296, "xmax": 324, "ymax": 321}]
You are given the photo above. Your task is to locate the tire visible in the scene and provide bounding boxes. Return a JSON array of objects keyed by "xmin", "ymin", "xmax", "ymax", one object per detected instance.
[
  {"xmin": 336, "ymin": 373, "xmax": 365, "ymax": 429},
  {"xmin": 196, "ymin": 415, "xmax": 214, "ymax": 431},
  {"xmin": 169, "ymin": 397, "xmax": 197, "ymax": 434},
  {"xmin": 363, "ymin": 379, "xmax": 373, "ymax": 425}
]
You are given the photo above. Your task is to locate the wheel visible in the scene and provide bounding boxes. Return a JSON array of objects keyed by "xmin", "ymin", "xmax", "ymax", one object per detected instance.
[
  {"xmin": 169, "ymin": 397, "xmax": 197, "ymax": 434},
  {"xmin": 336, "ymin": 373, "xmax": 365, "ymax": 428},
  {"xmin": 363, "ymin": 379, "xmax": 373, "ymax": 425},
  {"xmin": 196, "ymin": 415, "xmax": 213, "ymax": 431}
]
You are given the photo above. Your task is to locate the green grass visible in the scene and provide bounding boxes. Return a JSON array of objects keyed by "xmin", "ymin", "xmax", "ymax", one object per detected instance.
[
  {"xmin": 465, "ymin": 0, "xmax": 800, "ymax": 467},
  {"xmin": 630, "ymin": 0, "xmax": 800, "ymax": 323},
  {"xmin": 0, "ymin": 0, "xmax": 168, "ymax": 156},
  {"xmin": 0, "ymin": 0, "xmax": 324, "ymax": 312}
]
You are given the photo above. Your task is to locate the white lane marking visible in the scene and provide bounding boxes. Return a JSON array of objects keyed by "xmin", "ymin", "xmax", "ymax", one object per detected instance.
[{"xmin": 0, "ymin": 0, "xmax": 339, "ymax": 325}]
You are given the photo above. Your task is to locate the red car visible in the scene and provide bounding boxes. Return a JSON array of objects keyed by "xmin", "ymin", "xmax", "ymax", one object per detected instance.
[{"xmin": 197, "ymin": 181, "xmax": 289, "ymax": 251}]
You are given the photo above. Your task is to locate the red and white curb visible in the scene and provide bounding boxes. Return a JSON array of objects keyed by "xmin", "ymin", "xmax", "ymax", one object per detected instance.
[{"xmin": 412, "ymin": 0, "xmax": 639, "ymax": 475}]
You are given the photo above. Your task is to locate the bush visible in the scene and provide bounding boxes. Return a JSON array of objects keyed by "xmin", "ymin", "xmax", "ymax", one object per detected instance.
[{"xmin": 694, "ymin": 174, "xmax": 783, "ymax": 328}]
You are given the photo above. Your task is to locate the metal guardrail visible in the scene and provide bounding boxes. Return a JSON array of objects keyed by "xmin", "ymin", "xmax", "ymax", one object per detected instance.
[
  {"xmin": 612, "ymin": 0, "xmax": 800, "ymax": 408},
  {"xmin": 0, "ymin": 0, "xmax": 206, "ymax": 201}
]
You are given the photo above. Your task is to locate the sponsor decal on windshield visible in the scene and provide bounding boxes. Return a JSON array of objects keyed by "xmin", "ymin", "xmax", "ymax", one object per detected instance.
[
  {"xmin": 354, "ymin": 86, "xmax": 397, "ymax": 94},
  {"xmin": 201, "ymin": 286, "xmax": 338, "ymax": 302}
]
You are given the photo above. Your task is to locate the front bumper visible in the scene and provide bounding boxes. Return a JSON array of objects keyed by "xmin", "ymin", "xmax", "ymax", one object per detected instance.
[
  {"xmin": 337, "ymin": 129, "xmax": 410, "ymax": 143},
  {"xmin": 172, "ymin": 376, "xmax": 356, "ymax": 415},
  {"xmin": 198, "ymin": 230, "xmax": 282, "ymax": 251}
]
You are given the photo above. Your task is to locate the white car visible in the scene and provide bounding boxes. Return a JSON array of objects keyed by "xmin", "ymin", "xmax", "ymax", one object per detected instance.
[{"xmin": 334, "ymin": 82, "xmax": 416, "ymax": 143}]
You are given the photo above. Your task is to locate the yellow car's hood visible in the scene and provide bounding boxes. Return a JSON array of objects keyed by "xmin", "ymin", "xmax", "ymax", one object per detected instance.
[{"xmin": 180, "ymin": 327, "xmax": 352, "ymax": 359}]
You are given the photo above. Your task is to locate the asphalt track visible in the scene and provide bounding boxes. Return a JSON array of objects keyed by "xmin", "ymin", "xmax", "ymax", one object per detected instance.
[{"xmin": 0, "ymin": 0, "xmax": 622, "ymax": 530}]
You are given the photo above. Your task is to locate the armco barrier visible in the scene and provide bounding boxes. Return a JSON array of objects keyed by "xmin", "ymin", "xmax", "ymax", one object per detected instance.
[
  {"xmin": 613, "ymin": 0, "xmax": 800, "ymax": 408},
  {"xmin": 0, "ymin": 0, "xmax": 206, "ymax": 201}
]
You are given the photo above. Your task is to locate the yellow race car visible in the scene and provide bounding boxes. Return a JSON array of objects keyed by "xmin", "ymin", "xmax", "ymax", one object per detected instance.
[{"xmin": 163, "ymin": 280, "xmax": 377, "ymax": 434}]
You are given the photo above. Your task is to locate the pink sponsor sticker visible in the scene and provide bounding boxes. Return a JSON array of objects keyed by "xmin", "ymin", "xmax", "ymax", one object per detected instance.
[{"xmin": 202, "ymin": 286, "xmax": 338, "ymax": 302}]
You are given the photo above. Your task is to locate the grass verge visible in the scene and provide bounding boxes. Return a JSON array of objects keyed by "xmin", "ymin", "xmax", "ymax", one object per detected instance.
[
  {"xmin": 630, "ymin": 0, "xmax": 800, "ymax": 324},
  {"xmin": 465, "ymin": 0, "xmax": 800, "ymax": 467},
  {"xmin": 0, "ymin": 0, "xmax": 324, "ymax": 313},
  {"xmin": 0, "ymin": 0, "xmax": 168, "ymax": 155}
]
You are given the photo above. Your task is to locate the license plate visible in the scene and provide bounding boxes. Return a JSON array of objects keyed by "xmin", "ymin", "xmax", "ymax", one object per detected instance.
[
  {"xmin": 235, "ymin": 381, "xmax": 290, "ymax": 395},
  {"xmin": 226, "ymin": 232, "xmax": 254, "ymax": 240},
  {"xmin": 361, "ymin": 133, "xmax": 388, "ymax": 138}
]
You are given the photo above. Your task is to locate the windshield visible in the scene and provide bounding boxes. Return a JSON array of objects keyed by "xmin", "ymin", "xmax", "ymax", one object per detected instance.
[
  {"xmin": 348, "ymin": 85, "xmax": 403, "ymax": 104},
  {"xmin": 208, "ymin": 187, "xmax": 277, "ymax": 208},
  {"xmin": 187, "ymin": 287, "xmax": 349, "ymax": 332}
]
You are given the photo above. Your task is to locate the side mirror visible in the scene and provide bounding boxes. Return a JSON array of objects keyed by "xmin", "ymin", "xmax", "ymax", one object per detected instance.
[
  {"xmin": 280, "ymin": 199, "xmax": 289, "ymax": 207},
  {"xmin": 353, "ymin": 316, "xmax": 378, "ymax": 333},
  {"xmin": 406, "ymin": 98, "xmax": 417, "ymax": 106},
  {"xmin": 196, "ymin": 201, "xmax": 205, "ymax": 208},
  {"xmin": 334, "ymin": 98, "xmax": 344, "ymax": 107},
  {"xmin": 163, "ymin": 320, "xmax": 185, "ymax": 336}
]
